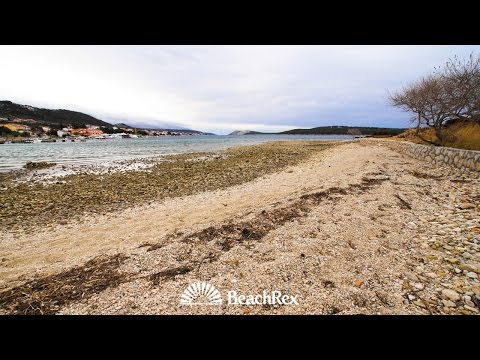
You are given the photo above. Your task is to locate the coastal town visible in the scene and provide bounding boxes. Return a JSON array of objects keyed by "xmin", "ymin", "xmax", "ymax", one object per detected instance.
[{"xmin": 0, "ymin": 119, "xmax": 206, "ymax": 143}]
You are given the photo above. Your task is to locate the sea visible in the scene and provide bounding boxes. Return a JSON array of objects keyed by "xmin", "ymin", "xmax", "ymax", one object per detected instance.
[{"xmin": 0, "ymin": 134, "xmax": 351, "ymax": 172}]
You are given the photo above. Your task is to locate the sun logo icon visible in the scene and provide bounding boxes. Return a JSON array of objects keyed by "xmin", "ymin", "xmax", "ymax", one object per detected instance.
[{"xmin": 180, "ymin": 281, "xmax": 222, "ymax": 305}]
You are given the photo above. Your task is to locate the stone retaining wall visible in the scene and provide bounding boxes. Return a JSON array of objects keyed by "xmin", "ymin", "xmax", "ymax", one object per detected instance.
[{"xmin": 373, "ymin": 140, "xmax": 480, "ymax": 172}]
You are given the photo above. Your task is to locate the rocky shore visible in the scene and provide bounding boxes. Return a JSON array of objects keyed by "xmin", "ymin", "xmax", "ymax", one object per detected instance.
[
  {"xmin": 0, "ymin": 141, "xmax": 336, "ymax": 232},
  {"xmin": 0, "ymin": 139, "xmax": 478, "ymax": 314}
]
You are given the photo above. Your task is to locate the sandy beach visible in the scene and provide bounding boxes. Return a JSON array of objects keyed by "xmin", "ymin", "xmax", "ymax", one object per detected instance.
[{"xmin": 0, "ymin": 139, "xmax": 479, "ymax": 314}]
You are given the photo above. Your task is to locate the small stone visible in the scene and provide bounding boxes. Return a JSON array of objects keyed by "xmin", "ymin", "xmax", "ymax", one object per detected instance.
[
  {"xmin": 460, "ymin": 203, "xmax": 475, "ymax": 210},
  {"xmin": 406, "ymin": 222, "xmax": 418, "ymax": 230},
  {"xmin": 458, "ymin": 264, "xmax": 477, "ymax": 272},
  {"xmin": 466, "ymin": 272, "xmax": 478, "ymax": 279},
  {"xmin": 354, "ymin": 279, "xmax": 364, "ymax": 288},
  {"xmin": 413, "ymin": 283, "xmax": 425, "ymax": 290},
  {"xmin": 442, "ymin": 289, "xmax": 461, "ymax": 302},
  {"xmin": 445, "ymin": 257, "xmax": 459, "ymax": 264},
  {"xmin": 465, "ymin": 299, "xmax": 475, "ymax": 308},
  {"xmin": 454, "ymin": 268, "xmax": 462, "ymax": 274},
  {"xmin": 442, "ymin": 299, "xmax": 456, "ymax": 308},
  {"xmin": 412, "ymin": 299, "xmax": 426, "ymax": 308},
  {"xmin": 425, "ymin": 272, "xmax": 437, "ymax": 279},
  {"xmin": 407, "ymin": 294, "xmax": 415, "ymax": 301},
  {"xmin": 437, "ymin": 230, "xmax": 446, "ymax": 236},
  {"xmin": 404, "ymin": 272, "xmax": 419, "ymax": 282},
  {"xmin": 464, "ymin": 305, "xmax": 479, "ymax": 313}
]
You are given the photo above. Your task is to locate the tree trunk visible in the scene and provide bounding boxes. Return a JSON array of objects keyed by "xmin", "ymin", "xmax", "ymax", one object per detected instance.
[
  {"xmin": 434, "ymin": 126, "xmax": 444, "ymax": 145},
  {"xmin": 415, "ymin": 112, "xmax": 440, "ymax": 146}
]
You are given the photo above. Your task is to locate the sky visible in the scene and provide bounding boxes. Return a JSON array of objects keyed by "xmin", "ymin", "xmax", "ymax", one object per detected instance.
[{"xmin": 0, "ymin": 45, "xmax": 479, "ymax": 135}]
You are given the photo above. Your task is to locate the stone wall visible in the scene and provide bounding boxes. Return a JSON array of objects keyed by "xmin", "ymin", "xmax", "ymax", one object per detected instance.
[{"xmin": 375, "ymin": 140, "xmax": 480, "ymax": 172}]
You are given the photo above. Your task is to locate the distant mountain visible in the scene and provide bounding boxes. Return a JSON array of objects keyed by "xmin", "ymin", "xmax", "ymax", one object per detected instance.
[
  {"xmin": 0, "ymin": 100, "xmax": 210, "ymax": 134},
  {"xmin": 0, "ymin": 100, "xmax": 111, "ymax": 128},
  {"xmin": 113, "ymin": 123, "xmax": 133, "ymax": 129},
  {"xmin": 280, "ymin": 126, "xmax": 405, "ymax": 136},
  {"xmin": 228, "ymin": 130, "xmax": 265, "ymax": 135},
  {"xmin": 114, "ymin": 123, "xmax": 212, "ymax": 135},
  {"xmin": 228, "ymin": 126, "xmax": 405, "ymax": 136}
]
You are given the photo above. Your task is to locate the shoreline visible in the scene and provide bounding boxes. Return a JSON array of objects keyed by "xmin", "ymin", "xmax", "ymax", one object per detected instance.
[
  {"xmin": 0, "ymin": 139, "xmax": 479, "ymax": 314},
  {"xmin": 0, "ymin": 140, "xmax": 341, "ymax": 232}
]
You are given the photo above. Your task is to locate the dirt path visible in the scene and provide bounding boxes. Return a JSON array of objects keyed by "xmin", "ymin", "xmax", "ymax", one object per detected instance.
[{"xmin": 1, "ymin": 140, "xmax": 479, "ymax": 314}]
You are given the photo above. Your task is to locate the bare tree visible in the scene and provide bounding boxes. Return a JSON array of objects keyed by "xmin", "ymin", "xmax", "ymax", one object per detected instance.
[
  {"xmin": 389, "ymin": 74, "xmax": 451, "ymax": 144},
  {"xmin": 389, "ymin": 53, "xmax": 480, "ymax": 145},
  {"xmin": 440, "ymin": 54, "xmax": 480, "ymax": 122}
]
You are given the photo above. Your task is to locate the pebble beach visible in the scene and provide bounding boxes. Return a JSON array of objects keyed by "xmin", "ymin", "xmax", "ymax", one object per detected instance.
[{"xmin": 0, "ymin": 139, "xmax": 479, "ymax": 314}]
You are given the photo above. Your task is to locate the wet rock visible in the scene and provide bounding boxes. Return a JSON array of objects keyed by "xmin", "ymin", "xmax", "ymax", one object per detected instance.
[{"xmin": 24, "ymin": 161, "xmax": 56, "ymax": 170}]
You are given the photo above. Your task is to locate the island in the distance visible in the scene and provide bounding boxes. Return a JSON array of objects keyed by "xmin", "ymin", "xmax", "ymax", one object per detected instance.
[{"xmin": 228, "ymin": 125, "xmax": 405, "ymax": 136}]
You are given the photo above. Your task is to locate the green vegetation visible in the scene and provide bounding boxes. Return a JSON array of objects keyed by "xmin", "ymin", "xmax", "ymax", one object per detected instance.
[
  {"xmin": 0, "ymin": 100, "xmax": 111, "ymax": 128},
  {"xmin": 281, "ymin": 126, "xmax": 405, "ymax": 136}
]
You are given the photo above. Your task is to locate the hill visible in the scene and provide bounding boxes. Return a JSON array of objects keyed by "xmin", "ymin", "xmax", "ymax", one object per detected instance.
[
  {"xmin": 0, "ymin": 100, "xmax": 111, "ymax": 128},
  {"xmin": 228, "ymin": 130, "xmax": 266, "ymax": 135},
  {"xmin": 280, "ymin": 126, "xmax": 405, "ymax": 136},
  {"xmin": 0, "ymin": 101, "xmax": 211, "ymax": 135}
]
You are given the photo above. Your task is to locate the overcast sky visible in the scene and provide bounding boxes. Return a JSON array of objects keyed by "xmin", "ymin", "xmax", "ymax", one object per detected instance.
[{"xmin": 1, "ymin": 45, "xmax": 479, "ymax": 134}]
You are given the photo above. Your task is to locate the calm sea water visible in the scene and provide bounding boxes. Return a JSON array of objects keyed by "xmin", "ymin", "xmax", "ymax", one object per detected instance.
[{"xmin": 0, "ymin": 135, "xmax": 350, "ymax": 172}]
